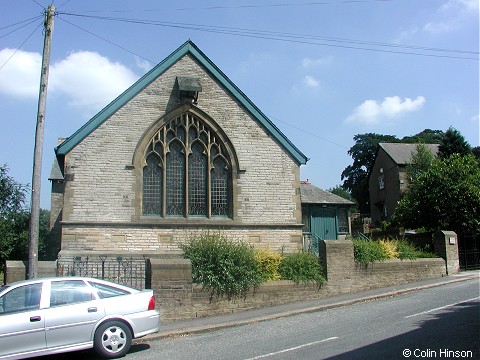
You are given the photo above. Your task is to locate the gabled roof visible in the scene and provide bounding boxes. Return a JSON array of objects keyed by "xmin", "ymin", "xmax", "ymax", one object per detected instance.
[
  {"xmin": 300, "ymin": 182, "xmax": 355, "ymax": 205},
  {"xmin": 55, "ymin": 40, "xmax": 308, "ymax": 165},
  {"xmin": 379, "ymin": 143, "xmax": 439, "ymax": 165}
]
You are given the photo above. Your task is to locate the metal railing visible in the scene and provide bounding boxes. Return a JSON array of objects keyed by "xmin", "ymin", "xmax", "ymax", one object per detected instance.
[{"xmin": 56, "ymin": 255, "xmax": 149, "ymax": 290}]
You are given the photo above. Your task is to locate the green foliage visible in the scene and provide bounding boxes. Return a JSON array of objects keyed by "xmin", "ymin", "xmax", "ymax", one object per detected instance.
[
  {"xmin": 341, "ymin": 133, "xmax": 398, "ymax": 214},
  {"xmin": 0, "ymin": 165, "xmax": 52, "ymax": 272},
  {"xmin": 353, "ymin": 239, "xmax": 387, "ymax": 263},
  {"xmin": 394, "ymin": 153, "xmax": 480, "ymax": 234},
  {"xmin": 353, "ymin": 238, "xmax": 436, "ymax": 264},
  {"xmin": 406, "ymin": 143, "xmax": 436, "ymax": 183},
  {"xmin": 401, "ymin": 129, "xmax": 444, "ymax": 144},
  {"xmin": 180, "ymin": 232, "xmax": 262, "ymax": 300},
  {"xmin": 254, "ymin": 247, "xmax": 282, "ymax": 281},
  {"xmin": 342, "ymin": 130, "xmax": 445, "ymax": 215},
  {"xmin": 278, "ymin": 252, "xmax": 325, "ymax": 287},
  {"xmin": 438, "ymin": 126, "xmax": 472, "ymax": 159},
  {"xmin": 328, "ymin": 185, "xmax": 358, "ymax": 212},
  {"xmin": 0, "ymin": 164, "xmax": 27, "ymax": 216}
]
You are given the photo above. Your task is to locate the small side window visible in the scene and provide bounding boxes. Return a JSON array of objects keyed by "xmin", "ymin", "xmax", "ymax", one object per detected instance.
[
  {"xmin": 0, "ymin": 283, "xmax": 42, "ymax": 315},
  {"xmin": 50, "ymin": 280, "xmax": 94, "ymax": 307},
  {"xmin": 88, "ymin": 281, "xmax": 131, "ymax": 299},
  {"xmin": 378, "ymin": 176, "xmax": 385, "ymax": 190}
]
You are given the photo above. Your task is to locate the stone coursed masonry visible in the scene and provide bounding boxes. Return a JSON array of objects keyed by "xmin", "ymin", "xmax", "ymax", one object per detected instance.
[
  {"xmin": 5, "ymin": 232, "xmax": 455, "ymax": 323},
  {"xmin": 50, "ymin": 40, "xmax": 307, "ymax": 258}
]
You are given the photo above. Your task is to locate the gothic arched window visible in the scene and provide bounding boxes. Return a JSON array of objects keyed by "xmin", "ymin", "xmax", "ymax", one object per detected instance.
[{"xmin": 142, "ymin": 112, "xmax": 232, "ymax": 218}]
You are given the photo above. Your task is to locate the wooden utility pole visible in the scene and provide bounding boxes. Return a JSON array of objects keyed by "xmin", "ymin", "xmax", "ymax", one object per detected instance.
[{"xmin": 28, "ymin": 4, "xmax": 55, "ymax": 279}]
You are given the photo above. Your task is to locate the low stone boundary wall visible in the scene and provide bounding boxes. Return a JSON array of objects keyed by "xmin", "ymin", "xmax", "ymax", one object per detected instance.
[
  {"xmin": 5, "ymin": 231, "xmax": 457, "ymax": 323},
  {"xmin": 152, "ymin": 258, "xmax": 445, "ymax": 323}
]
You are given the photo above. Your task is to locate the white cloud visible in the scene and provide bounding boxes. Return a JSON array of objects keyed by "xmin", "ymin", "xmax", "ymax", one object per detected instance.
[
  {"xmin": 135, "ymin": 56, "xmax": 153, "ymax": 73},
  {"xmin": 441, "ymin": 0, "xmax": 479, "ymax": 13},
  {"xmin": 0, "ymin": 48, "xmax": 42, "ymax": 97},
  {"xmin": 424, "ymin": 0, "xmax": 478, "ymax": 34},
  {"xmin": 0, "ymin": 48, "xmax": 139, "ymax": 111},
  {"xmin": 303, "ymin": 75, "xmax": 320, "ymax": 88},
  {"xmin": 50, "ymin": 51, "xmax": 139, "ymax": 110},
  {"xmin": 346, "ymin": 96, "xmax": 426, "ymax": 125},
  {"xmin": 302, "ymin": 56, "xmax": 333, "ymax": 68}
]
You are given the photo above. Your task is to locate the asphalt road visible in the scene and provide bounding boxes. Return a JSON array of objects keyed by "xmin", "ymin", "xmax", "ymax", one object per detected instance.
[{"xmin": 49, "ymin": 277, "xmax": 479, "ymax": 360}]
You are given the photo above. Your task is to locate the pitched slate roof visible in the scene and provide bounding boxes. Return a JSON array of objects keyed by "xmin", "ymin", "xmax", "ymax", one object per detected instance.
[
  {"xmin": 379, "ymin": 143, "xmax": 439, "ymax": 165},
  {"xmin": 55, "ymin": 40, "xmax": 308, "ymax": 165},
  {"xmin": 300, "ymin": 182, "xmax": 355, "ymax": 205}
]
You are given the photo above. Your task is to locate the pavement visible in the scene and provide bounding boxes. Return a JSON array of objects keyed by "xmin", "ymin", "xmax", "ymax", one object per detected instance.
[{"xmin": 140, "ymin": 270, "xmax": 480, "ymax": 342}]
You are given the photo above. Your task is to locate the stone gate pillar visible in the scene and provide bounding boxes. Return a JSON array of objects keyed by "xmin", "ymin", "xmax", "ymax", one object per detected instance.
[{"xmin": 434, "ymin": 230, "xmax": 460, "ymax": 275}]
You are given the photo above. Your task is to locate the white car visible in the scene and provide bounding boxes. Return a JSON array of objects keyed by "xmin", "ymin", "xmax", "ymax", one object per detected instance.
[{"xmin": 0, "ymin": 277, "xmax": 160, "ymax": 359}]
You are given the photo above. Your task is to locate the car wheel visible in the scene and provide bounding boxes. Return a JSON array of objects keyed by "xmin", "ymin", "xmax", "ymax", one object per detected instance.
[{"xmin": 94, "ymin": 320, "xmax": 132, "ymax": 359}]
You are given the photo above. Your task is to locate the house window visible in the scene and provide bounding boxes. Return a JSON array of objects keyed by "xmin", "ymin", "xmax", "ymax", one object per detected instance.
[
  {"xmin": 378, "ymin": 176, "xmax": 385, "ymax": 190},
  {"xmin": 142, "ymin": 112, "xmax": 231, "ymax": 218},
  {"xmin": 337, "ymin": 208, "xmax": 349, "ymax": 233}
]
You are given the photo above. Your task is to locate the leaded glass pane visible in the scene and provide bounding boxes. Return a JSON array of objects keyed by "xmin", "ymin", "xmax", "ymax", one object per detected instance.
[
  {"xmin": 211, "ymin": 157, "xmax": 229, "ymax": 216},
  {"xmin": 142, "ymin": 155, "xmax": 162, "ymax": 215},
  {"xmin": 338, "ymin": 208, "xmax": 349, "ymax": 233},
  {"xmin": 188, "ymin": 142, "xmax": 207, "ymax": 216},
  {"xmin": 166, "ymin": 141, "xmax": 185, "ymax": 216}
]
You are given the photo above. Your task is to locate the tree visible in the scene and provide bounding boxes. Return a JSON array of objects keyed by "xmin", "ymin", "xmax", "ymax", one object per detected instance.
[
  {"xmin": 393, "ymin": 154, "xmax": 480, "ymax": 233},
  {"xmin": 0, "ymin": 165, "xmax": 51, "ymax": 273},
  {"xmin": 328, "ymin": 185, "xmax": 358, "ymax": 212},
  {"xmin": 0, "ymin": 164, "xmax": 27, "ymax": 217},
  {"xmin": 341, "ymin": 133, "xmax": 398, "ymax": 213},
  {"xmin": 438, "ymin": 126, "xmax": 471, "ymax": 159},
  {"xmin": 405, "ymin": 143, "xmax": 436, "ymax": 183},
  {"xmin": 472, "ymin": 146, "xmax": 480, "ymax": 161},
  {"xmin": 401, "ymin": 129, "xmax": 444, "ymax": 144}
]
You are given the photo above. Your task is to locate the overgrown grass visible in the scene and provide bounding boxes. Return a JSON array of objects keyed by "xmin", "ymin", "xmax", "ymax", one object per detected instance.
[{"xmin": 353, "ymin": 238, "xmax": 436, "ymax": 264}]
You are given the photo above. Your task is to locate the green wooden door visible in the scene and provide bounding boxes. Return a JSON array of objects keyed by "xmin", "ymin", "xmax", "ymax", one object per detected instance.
[{"xmin": 311, "ymin": 208, "xmax": 337, "ymax": 241}]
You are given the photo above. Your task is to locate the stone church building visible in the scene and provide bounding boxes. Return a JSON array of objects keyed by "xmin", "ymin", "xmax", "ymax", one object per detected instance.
[{"xmin": 49, "ymin": 40, "xmax": 350, "ymax": 259}]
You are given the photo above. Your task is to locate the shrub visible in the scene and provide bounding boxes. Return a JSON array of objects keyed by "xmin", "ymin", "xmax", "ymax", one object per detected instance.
[
  {"xmin": 353, "ymin": 238, "xmax": 436, "ymax": 263},
  {"xmin": 180, "ymin": 232, "xmax": 262, "ymax": 300},
  {"xmin": 379, "ymin": 239, "xmax": 398, "ymax": 259},
  {"xmin": 278, "ymin": 252, "xmax": 325, "ymax": 287},
  {"xmin": 254, "ymin": 247, "xmax": 282, "ymax": 281},
  {"xmin": 353, "ymin": 239, "xmax": 387, "ymax": 264}
]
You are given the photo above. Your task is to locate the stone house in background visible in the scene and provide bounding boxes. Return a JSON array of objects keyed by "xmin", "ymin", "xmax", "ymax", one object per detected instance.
[
  {"xmin": 368, "ymin": 142, "xmax": 439, "ymax": 225},
  {"xmin": 49, "ymin": 40, "xmax": 352, "ymax": 259}
]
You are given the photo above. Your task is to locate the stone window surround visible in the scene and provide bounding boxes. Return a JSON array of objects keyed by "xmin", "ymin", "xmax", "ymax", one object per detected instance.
[{"xmin": 132, "ymin": 104, "xmax": 242, "ymax": 224}]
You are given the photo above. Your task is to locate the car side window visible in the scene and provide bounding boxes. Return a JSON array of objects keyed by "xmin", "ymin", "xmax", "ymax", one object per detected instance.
[
  {"xmin": 50, "ymin": 280, "xmax": 94, "ymax": 307},
  {"xmin": 88, "ymin": 281, "xmax": 131, "ymax": 299},
  {"xmin": 0, "ymin": 283, "xmax": 42, "ymax": 315}
]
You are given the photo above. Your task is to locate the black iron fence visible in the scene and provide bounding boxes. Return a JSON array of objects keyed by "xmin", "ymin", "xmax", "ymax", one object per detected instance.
[
  {"xmin": 458, "ymin": 232, "xmax": 480, "ymax": 270},
  {"xmin": 56, "ymin": 255, "xmax": 150, "ymax": 290}
]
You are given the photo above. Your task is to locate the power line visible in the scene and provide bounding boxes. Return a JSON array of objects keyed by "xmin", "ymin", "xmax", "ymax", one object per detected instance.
[
  {"xmin": 57, "ymin": 17, "xmax": 156, "ymax": 65},
  {"xmin": 62, "ymin": 0, "xmax": 397, "ymax": 13},
  {"xmin": 0, "ymin": 21, "xmax": 43, "ymax": 70},
  {"xmin": 0, "ymin": 16, "xmax": 44, "ymax": 37},
  {"xmin": 57, "ymin": 12, "xmax": 479, "ymax": 60},
  {"xmin": 267, "ymin": 113, "xmax": 349, "ymax": 150}
]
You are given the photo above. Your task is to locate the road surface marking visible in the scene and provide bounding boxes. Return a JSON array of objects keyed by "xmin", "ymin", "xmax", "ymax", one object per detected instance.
[
  {"xmin": 405, "ymin": 297, "xmax": 479, "ymax": 318},
  {"xmin": 245, "ymin": 336, "xmax": 338, "ymax": 360}
]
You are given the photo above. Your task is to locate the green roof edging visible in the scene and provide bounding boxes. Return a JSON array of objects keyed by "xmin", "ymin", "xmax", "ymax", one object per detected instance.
[{"xmin": 55, "ymin": 40, "xmax": 308, "ymax": 165}]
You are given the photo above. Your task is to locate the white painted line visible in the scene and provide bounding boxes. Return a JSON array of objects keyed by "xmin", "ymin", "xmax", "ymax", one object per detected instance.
[
  {"xmin": 244, "ymin": 337, "xmax": 338, "ymax": 360},
  {"xmin": 405, "ymin": 297, "xmax": 480, "ymax": 319}
]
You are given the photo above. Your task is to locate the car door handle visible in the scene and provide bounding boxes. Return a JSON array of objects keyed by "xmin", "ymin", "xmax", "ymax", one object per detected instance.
[
  {"xmin": 88, "ymin": 307, "xmax": 97, "ymax": 313},
  {"xmin": 30, "ymin": 316, "xmax": 41, "ymax": 322}
]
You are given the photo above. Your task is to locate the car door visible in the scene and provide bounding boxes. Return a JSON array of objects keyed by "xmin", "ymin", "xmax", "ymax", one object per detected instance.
[
  {"xmin": 0, "ymin": 282, "xmax": 46, "ymax": 357},
  {"xmin": 44, "ymin": 279, "xmax": 105, "ymax": 349}
]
